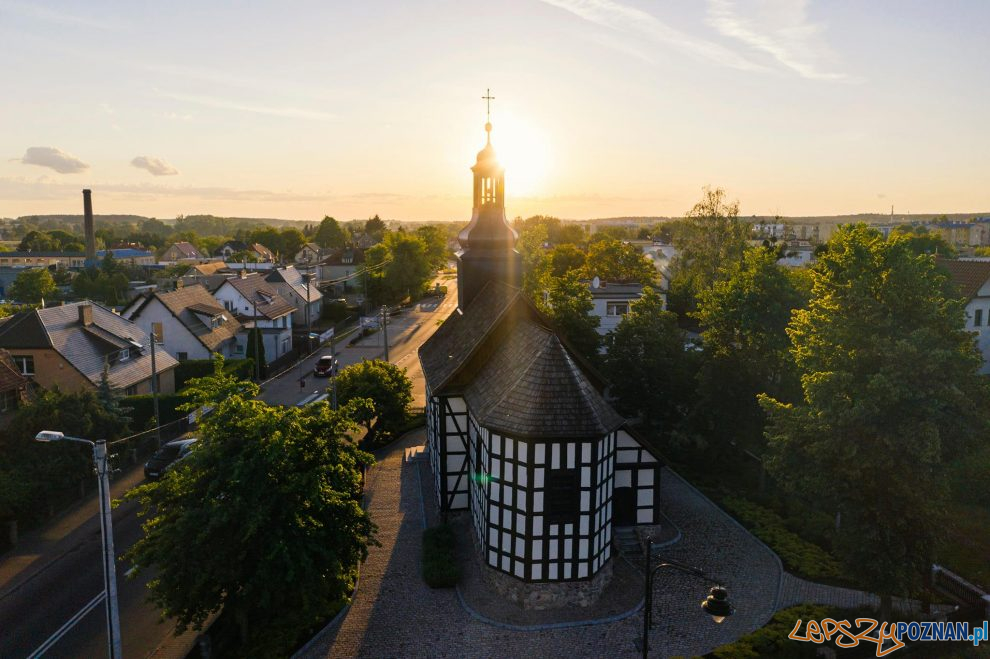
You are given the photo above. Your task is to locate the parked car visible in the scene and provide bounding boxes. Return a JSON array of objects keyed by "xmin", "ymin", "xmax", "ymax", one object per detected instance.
[
  {"xmin": 144, "ymin": 438, "xmax": 198, "ymax": 480},
  {"xmin": 314, "ymin": 355, "xmax": 339, "ymax": 377}
]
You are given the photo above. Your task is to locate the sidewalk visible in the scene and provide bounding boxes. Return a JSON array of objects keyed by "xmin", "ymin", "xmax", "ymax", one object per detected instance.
[{"xmin": 0, "ymin": 460, "xmax": 145, "ymax": 598}]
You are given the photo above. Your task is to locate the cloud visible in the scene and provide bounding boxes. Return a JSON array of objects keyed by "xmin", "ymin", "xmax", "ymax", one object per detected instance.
[
  {"xmin": 706, "ymin": 0, "xmax": 857, "ymax": 81},
  {"xmin": 131, "ymin": 156, "xmax": 179, "ymax": 177},
  {"xmin": 539, "ymin": 0, "xmax": 765, "ymax": 72},
  {"xmin": 155, "ymin": 89, "xmax": 335, "ymax": 121},
  {"xmin": 0, "ymin": 1, "xmax": 126, "ymax": 30},
  {"xmin": 19, "ymin": 147, "xmax": 89, "ymax": 174}
]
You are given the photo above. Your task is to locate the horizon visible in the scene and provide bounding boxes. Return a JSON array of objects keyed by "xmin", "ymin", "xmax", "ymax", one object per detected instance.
[{"xmin": 2, "ymin": 2, "xmax": 988, "ymax": 221}]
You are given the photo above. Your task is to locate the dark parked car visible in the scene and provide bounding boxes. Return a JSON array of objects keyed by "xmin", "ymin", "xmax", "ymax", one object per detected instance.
[
  {"xmin": 314, "ymin": 355, "xmax": 339, "ymax": 377},
  {"xmin": 144, "ymin": 438, "xmax": 198, "ymax": 480}
]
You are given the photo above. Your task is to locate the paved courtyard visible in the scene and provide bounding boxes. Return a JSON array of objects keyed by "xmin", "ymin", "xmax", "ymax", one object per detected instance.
[{"xmin": 299, "ymin": 429, "xmax": 788, "ymax": 658}]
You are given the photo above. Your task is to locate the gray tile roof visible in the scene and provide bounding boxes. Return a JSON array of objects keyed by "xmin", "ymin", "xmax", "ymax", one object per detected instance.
[
  {"xmin": 463, "ymin": 318, "xmax": 625, "ymax": 439},
  {"xmin": 129, "ymin": 285, "xmax": 241, "ymax": 353},
  {"xmin": 0, "ymin": 301, "xmax": 178, "ymax": 390},
  {"xmin": 265, "ymin": 266, "xmax": 323, "ymax": 303},
  {"xmin": 420, "ymin": 280, "xmax": 625, "ymax": 439},
  {"xmin": 220, "ymin": 274, "xmax": 295, "ymax": 320},
  {"xmin": 418, "ymin": 281, "xmax": 521, "ymax": 393}
]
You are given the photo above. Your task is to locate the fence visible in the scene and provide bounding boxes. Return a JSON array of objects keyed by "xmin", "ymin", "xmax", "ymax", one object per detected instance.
[{"xmin": 932, "ymin": 564, "xmax": 990, "ymax": 617}]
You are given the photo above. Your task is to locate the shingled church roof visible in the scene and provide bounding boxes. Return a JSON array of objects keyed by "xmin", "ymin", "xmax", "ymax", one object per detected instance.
[
  {"xmin": 419, "ymin": 280, "xmax": 626, "ymax": 439},
  {"xmin": 463, "ymin": 319, "xmax": 625, "ymax": 439}
]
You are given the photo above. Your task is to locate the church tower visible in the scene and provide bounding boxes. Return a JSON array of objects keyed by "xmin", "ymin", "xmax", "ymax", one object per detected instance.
[{"xmin": 456, "ymin": 105, "xmax": 522, "ymax": 310}]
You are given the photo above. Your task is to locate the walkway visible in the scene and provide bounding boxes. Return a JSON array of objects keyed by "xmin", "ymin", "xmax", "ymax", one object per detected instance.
[{"xmin": 299, "ymin": 437, "xmax": 786, "ymax": 658}]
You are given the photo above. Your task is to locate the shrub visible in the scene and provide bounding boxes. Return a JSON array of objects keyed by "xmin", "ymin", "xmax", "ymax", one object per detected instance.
[
  {"xmin": 720, "ymin": 496, "xmax": 843, "ymax": 582},
  {"xmin": 124, "ymin": 393, "xmax": 186, "ymax": 429},
  {"xmin": 710, "ymin": 605, "xmax": 832, "ymax": 658},
  {"xmin": 174, "ymin": 358, "xmax": 255, "ymax": 390},
  {"xmin": 422, "ymin": 524, "xmax": 460, "ymax": 588}
]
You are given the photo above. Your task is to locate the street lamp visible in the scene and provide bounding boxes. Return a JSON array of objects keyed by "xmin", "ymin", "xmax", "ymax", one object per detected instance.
[
  {"xmin": 639, "ymin": 536, "xmax": 734, "ymax": 658},
  {"xmin": 35, "ymin": 431, "xmax": 123, "ymax": 659}
]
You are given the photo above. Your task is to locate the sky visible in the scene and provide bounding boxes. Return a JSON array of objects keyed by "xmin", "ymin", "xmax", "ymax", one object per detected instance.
[{"xmin": 1, "ymin": 0, "xmax": 988, "ymax": 222}]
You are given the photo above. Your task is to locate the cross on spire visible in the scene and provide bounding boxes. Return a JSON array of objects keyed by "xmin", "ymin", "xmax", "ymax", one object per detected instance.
[{"xmin": 482, "ymin": 88, "xmax": 494, "ymax": 122}]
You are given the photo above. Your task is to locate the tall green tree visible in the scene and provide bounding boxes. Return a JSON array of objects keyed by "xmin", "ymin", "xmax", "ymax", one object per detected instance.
[
  {"xmin": 335, "ymin": 359, "xmax": 413, "ymax": 445},
  {"xmin": 760, "ymin": 225, "xmax": 988, "ymax": 616},
  {"xmin": 124, "ymin": 391, "xmax": 375, "ymax": 657},
  {"xmin": 538, "ymin": 271, "xmax": 600, "ymax": 363},
  {"xmin": 245, "ymin": 327, "xmax": 266, "ymax": 376},
  {"xmin": 314, "ymin": 216, "xmax": 348, "ymax": 249},
  {"xmin": 582, "ymin": 238, "xmax": 656, "ymax": 284},
  {"xmin": 415, "ymin": 225, "xmax": 449, "ymax": 270},
  {"xmin": 668, "ymin": 186, "xmax": 750, "ymax": 316},
  {"xmin": 691, "ymin": 247, "xmax": 809, "ymax": 453},
  {"xmin": 364, "ymin": 215, "xmax": 387, "ymax": 242},
  {"xmin": 8, "ymin": 267, "xmax": 56, "ymax": 303},
  {"xmin": 603, "ymin": 287, "xmax": 695, "ymax": 433},
  {"xmin": 278, "ymin": 227, "xmax": 306, "ymax": 260},
  {"xmin": 547, "ymin": 243, "xmax": 586, "ymax": 278}
]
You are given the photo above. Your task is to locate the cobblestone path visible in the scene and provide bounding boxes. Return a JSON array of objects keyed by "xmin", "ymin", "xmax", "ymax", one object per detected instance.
[{"xmin": 299, "ymin": 439, "xmax": 793, "ymax": 659}]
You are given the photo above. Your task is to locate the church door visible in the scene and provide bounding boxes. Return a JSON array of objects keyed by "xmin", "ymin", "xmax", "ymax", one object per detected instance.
[{"xmin": 613, "ymin": 487, "xmax": 636, "ymax": 527}]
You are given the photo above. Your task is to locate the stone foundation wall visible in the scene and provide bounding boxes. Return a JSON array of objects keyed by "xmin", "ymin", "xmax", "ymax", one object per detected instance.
[{"xmin": 482, "ymin": 559, "xmax": 614, "ymax": 610}]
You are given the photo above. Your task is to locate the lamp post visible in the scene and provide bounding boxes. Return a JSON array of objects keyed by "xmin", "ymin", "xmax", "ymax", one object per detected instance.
[
  {"xmin": 35, "ymin": 431, "xmax": 123, "ymax": 659},
  {"xmin": 639, "ymin": 536, "xmax": 734, "ymax": 658}
]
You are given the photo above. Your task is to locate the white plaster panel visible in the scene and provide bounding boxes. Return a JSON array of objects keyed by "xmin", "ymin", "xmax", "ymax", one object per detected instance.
[
  {"xmin": 518, "ymin": 466, "xmax": 527, "ymax": 487},
  {"xmin": 535, "ymin": 468, "xmax": 544, "ymax": 488},
  {"xmin": 579, "ymin": 563, "xmax": 588, "ymax": 578},
  {"xmin": 448, "ymin": 397, "xmax": 466, "ymax": 413},
  {"xmin": 637, "ymin": 488, "xmax": 653, "ymax": 506},
  {"xmin": 552, "ymin": 444, "xmax": 560, "ymax": 469},
  {"xmin": 489, "ymin": 550, "xmax": 498, "ymax": 566},
  {"xmin": 534, "ymin": 516, "xmax": 543, "ymax": 535},
  {"xmin": 564, "ymin": 541, "xmax": 573, "ymax": 560},
  {"xmin": 518, "ymin": 442, "xmax": 527, "ymax": 461},
  {"xmin": 581, "ymin": 467, "xmax": 590, "ymax": 488},
  {"xmin": 533, "ymin": 564, "xmax": 542, "ymax": 580},
  {"xmin": 549, "ymin": 564, "xmax": 558, "ymax": 580},
  {"xmin": 534, "ymin": 491, "xmax": 543, "ymax": 512},
  {"xmin": 580, "ymin": 491, "xmax": 590, "ymax": 510},
  {"xmin": 638, "ymin": 469, "xmax": 654, "ymax": 486},
  {"xmin": 533, "ymin": 542, "xmax": 542, "ymax": 561},
  {"xmin": 516, "ymin": 513, "xmax": 525, "ymax": 532},
  {"xmin": 549, "ymin": 540, "xmax": 558, "ymax": 560},
  {"xmin": 567, "ymin": 444, "xmax": 575, "ymax": 468},
  {"xmin": 615, "ymin": 470, "xmax": 631, "ymax": 487},
  {"xmin": 514, "ymin": 563, "xmax": 524, "ymax": 578},
  {"xmin": 582, "ymin": 442, "xmax": 591, "ymax": 463},
  {"xmin": 506, "ymin": 438, "xmax": 514, "ymax": 459},
  {"xmin": 502, "ymin": 555, "xmax": 510, "ymax": 572},
  {"xmin": 637, "ymin": 509, "xmax": 653, "ymax": 524},
  {"xmin": 535, "ymin": 444, "xmax": 545, "ymax": 463}
]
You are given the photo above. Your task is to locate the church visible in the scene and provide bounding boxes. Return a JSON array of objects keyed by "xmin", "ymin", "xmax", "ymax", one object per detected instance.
[{"xmin": 418, "ymin": 114, "xmax": 664, "ymax": 608}]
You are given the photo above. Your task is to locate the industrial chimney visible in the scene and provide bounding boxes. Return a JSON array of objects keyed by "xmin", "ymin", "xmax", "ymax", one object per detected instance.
[{"xmin": 82, "ymin": 189, "xmax": 96, "ymax": 265}]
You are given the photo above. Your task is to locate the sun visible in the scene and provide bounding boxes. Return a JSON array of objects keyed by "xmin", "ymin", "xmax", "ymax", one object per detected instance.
[{"xmin": 489, "ymin": 113, "xmax": 550, "ymax": 197}]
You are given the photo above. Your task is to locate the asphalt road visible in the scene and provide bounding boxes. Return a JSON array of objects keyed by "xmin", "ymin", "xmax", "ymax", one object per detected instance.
[
  {"xmin": 0, "ymin": 464, "xmax": 197, "ymax": 659},
  {"xmin": 0, "ymin": 275, "xmax": 456, "ymax": 659}
]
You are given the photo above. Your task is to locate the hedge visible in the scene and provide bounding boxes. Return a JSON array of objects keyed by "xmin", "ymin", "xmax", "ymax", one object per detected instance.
[
  {"xmin": 173, "ymin": 357, "xmax": 255, "ymax": 390},
  {"xmin": 123, "ymin": 392, "xmax": 187, "ymax": 430},
  {"xmin": 720, "ymin": 496, "xmax": 843, "ymax": 582},
  {"xmin": 422, "ymin": 524, "xmax": 460, "ymax": 588},
  {"xmin": 709, "ymin": 605, "xmax": 833, "ymax": 658}
]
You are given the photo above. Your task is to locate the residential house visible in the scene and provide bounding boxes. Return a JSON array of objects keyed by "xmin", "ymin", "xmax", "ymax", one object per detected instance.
[
  {"xmin": 938, "ymin": 258, "xmax": 990, "ymax": 374},
  {"xmin": 122, "ymin": 284, "xmax": 242, "ymax": 361},
  {"xmin": 294, "ymin": 243, "xmax": 323, "ymax": 265},
  {"xmin": 214, "ymin": 241, "xmax": 248, "ymax": 260},
  {"xmin": 213, "ymin": 272, "xmax": 294, "ymax": 362},
  {"xmin": 265, "ymin": 265, "xmax": 323, "ymax": 327},
  {"xmin": 0, "ymin": 301, "xmax": 178, "ymax": 395},
  {"xmin": 97, "ymin": 248, "xmax": 156, "ymax": 266},
  {"xmin": 250, "ymin": 243, "xmax": 276, "ymax": 263},
  {"xmin": 0, "ymin": 349, "xmax": 30, "ymax": 425},
  {"xmin": 178, "ymin": 261, "xmax": 230, "ymax": 291},
  {"xmin": 161, "ymin": 241, "xmax": 206, "ymax": 262},
  {"xmin": 350, "ymin": 232, "xmax": 378, "ymax": 250},
  {"xmin": 586, "ymin": 278, "xmax": 647, "ymax": 335},
  {"xmin": 318, "ymin": 248, "xmax": 366, "ymax": 299},
  {"xmin": 637, "ymin": 240, "xmax": 676, "ymax": 291}
]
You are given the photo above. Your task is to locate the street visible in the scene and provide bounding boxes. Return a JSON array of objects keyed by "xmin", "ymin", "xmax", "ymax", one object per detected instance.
[{"xmin": 0, "ymin": 276, "xmax": 455, "ymax": 658}]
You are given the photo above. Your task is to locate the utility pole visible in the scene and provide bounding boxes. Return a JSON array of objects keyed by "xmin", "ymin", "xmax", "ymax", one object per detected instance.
[
  {"xmin": 381, "ymin": 304, "xmax": 389, "ymax": 362},
  {"xmin": 94, "ymin": 440, "xmax": 123, "ymax": 659},
  {"xmin": 150, "ymin": 322, "xmax": 162, "ymax": 447},
  {"xmin": 252, "ymin": 298, "xmax": 261, "ymax": 381}
]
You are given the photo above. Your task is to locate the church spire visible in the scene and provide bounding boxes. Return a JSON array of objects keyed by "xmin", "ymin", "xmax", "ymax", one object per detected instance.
[{"xmin": 455, "ymin": 91, "xmax": 522, "ymax": 310}]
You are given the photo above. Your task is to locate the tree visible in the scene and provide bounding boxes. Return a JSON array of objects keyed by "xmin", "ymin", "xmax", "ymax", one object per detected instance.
[
  {"xmin": 547, "ymin": 243, "xmax": 586, "ymax": 278},
  {"xmin": 603, "ymin": 287, "xmax": 695, "ymax": 433},
  {"xmin": 245, "ymin": 327, "xmax": 266, "ymax": 376},
  {"xmin": 124, "ymin": 389, "xmax": 375, "ymax": 657},
  {"xmin": 889, "ymin": 225, "xmax": 955, "ymax": 257},
  {"xmin": 538, "ymin": 271, "xmax": 600, "ymax": 363},
  {"xmin": 364, "ymin": 215, "xmax": 387, "ymax": 242},
  {"xmin": 691, "ymin": 247, "xmax": 809, "ymax": 453},
  {"xmin": 582, "ymin": 238, "xmax": 656, "ymax": 284},
  {"xmin": 382, "ymin": 232, "xmax": 432, "ymax": 302},
  {"xmin": 314, "ymin": 216, "xmax": 348, "ymax": 249},
  {"xmin": 668, "ymin": 186, "xmax": 750, "ymax": 316},
  {"xmin": 759, "ymin": 225, "xmax": 988, "ymax": 617},
  {"xmin": 18, "ymin": 230, "xmax": 57, "ymax": 252},
  {"xmin": 415, "ymin": 225, "xmax": 449, "ymax": 271},
  {"xmin": 335, "ymin": 359, "xmax": 413, "ymax": 445},
  {"xmin": 279, "ymin": 227, "xmax": 306, "ymax": 260},
  {"xmin": 177, "ymin": 354, "xmax": 260, "ymax": 413},
  {"xmin": 8, "ymin": 267, "xmax": 56, "ymax": 303}
]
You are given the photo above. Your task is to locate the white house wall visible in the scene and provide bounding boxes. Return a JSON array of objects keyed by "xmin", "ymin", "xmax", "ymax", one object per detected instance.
[
  {"xmin": 614, "ymin": 429, "xmax": 661, "ymax": 525},
  {"xmin": 124, "ymin": 297, "xmax": 214, "ymax": 361},
  {"xmin": 964, "ymin": 297, "xmax": 990, "ymax": 375}
]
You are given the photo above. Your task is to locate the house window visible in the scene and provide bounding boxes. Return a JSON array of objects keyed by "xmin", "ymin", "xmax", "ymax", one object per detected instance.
[
  {"xmin": 234, "ymin": 344, "xmax": 244, "ymax": 354},
  {"xmin": 211, "ymin": 316, "xmax": 221, "ymax": 329},
  {"xmin": 223, "ymin": 300, "xmax": 234, "ymax": 312},
  {"xmin": 118, "ymin": 348, "xmax": 129, "ymax": 361},
  {"xmin": 125, "ymin": 385, "xmax": 138, "ymax": 396},
  {"xmin": 177, "ymin": 352, "xmax": 188, "ymax": 361},
  {"xmin": 976, "ymin": 309, "xmax": 983, "ymax": 327},
  {"xmin": 281, "ymin": 337, "xmax": 290, "ymax": 353},
  {"xmin": 11, "ymin": 355, "xmax": 34, "ymax": 376},
  {"xmin": 0, "ymin": 389, "xmax": 18, "ymax": 413},
  {"xmin": 545, "ymin": 468, "xmax": 580, "ymax": 524},
  {"xmin": 606, "ymin": 301, "xmax": 630, "ymax": 317}
]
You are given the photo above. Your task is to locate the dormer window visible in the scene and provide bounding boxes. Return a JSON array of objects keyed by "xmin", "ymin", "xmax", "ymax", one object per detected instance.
[{"xmin": 119, "ymin": 348, "xmax": 130, "ymax": 361}]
